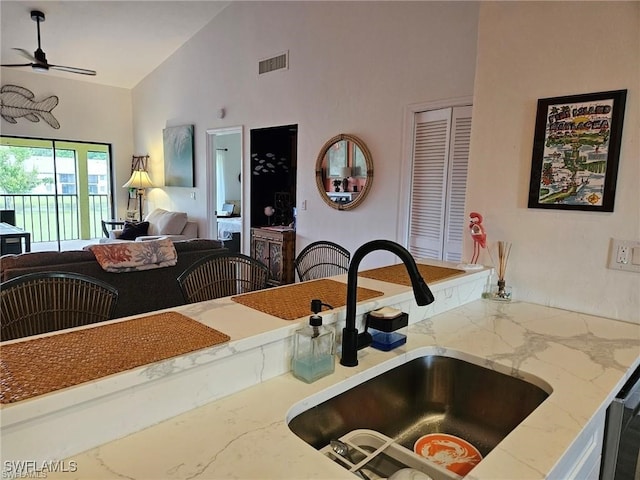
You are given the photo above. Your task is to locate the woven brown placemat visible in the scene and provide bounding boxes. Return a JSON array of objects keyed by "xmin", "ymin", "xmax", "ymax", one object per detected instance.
[
  {"xmin": 231, "ymin": 279, "xmax": 384, "ymax": 320},
  {"xmin": 359, "ymin": 264, "xmax": 465, "ymax": 286},
  {"xmin": 0, "ymin": 311, "xmax": 230, "ymax": 404}
]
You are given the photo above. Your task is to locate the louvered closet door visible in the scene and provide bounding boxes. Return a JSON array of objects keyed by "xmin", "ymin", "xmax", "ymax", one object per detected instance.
[{"xmin": 409, "ymin": 105, "xmax": 472, "ymax": 262}]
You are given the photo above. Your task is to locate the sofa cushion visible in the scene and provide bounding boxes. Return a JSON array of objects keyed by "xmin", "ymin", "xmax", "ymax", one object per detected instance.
[
  {"xmin": 119, "ymin": 221, "xmax": 149, "ymax": 240},
  {"xmin": 0, "ymin": 239, "xmax": 226, "ymax": 320},
  {"xmin": 145, "ymin": 209, "xmax": 188, "ymax": 236}
]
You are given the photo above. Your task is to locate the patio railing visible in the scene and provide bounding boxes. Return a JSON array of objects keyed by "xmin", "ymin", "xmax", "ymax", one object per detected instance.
[{"xmin": 1, "ymin": 194, "xmax": 111, "ymax": 242}]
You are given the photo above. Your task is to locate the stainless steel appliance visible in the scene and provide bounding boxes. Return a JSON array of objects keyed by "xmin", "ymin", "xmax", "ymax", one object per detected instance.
[{"xmin": 601, "ymin": 365, "xmax": 640, "ymax": 480}]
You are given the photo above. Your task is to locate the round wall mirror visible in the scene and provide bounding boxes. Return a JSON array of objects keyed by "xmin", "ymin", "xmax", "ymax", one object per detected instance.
[{"xmin": 315, "ymin": 134, "xmax": 373, "ymax": 210}]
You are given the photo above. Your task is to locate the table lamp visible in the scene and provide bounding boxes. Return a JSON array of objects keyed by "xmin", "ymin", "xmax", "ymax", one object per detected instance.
[
  {"xmin": 123, "ymin": 169, "xmax": 153, "ymax": 221},
  {"xmin": 340, "ymin": 167, "xmax": 352, "ymax": 193}
]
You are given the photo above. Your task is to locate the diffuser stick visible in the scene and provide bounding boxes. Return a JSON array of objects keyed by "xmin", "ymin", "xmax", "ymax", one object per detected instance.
[{"xmin": 497, "ymin": 241, "xmax": 511, "ymax": 281}]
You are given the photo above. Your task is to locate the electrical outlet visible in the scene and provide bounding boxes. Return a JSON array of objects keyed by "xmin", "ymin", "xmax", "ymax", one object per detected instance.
[
  {"xmin": 190, "ymin": 191, "xmax": 196, "ymax": 200},
  {"xmin": 616, "ymin": 245, "xmax": 630, "ymax": 264},
  {"xmin": 608, "ymin": 238, "xmax": 640, "ymax": 272}
]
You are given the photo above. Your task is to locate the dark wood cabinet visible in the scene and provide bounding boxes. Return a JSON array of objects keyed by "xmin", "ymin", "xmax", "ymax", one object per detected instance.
[{"xmin": 250, "ymin": 227, "xmax": 295, "ymax": 286}]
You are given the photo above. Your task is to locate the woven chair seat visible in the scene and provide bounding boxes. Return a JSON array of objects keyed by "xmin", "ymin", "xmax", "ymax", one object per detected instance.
[
  {"xmin": 1, "ymin": 271, "xmax": 119, "ymax": 342},
  {"xmin": 177, "ymin": 252, "xmax": 270, "ymax": 303},
  {"xmin": 294, "ymin": 241, "xmax": 350, "ymax": 282}
]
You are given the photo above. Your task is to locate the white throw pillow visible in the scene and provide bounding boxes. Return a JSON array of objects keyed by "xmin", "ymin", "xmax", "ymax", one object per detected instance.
[{"xmin": 145, "ymin": 209, "xmax": 188, "ymax": 236}]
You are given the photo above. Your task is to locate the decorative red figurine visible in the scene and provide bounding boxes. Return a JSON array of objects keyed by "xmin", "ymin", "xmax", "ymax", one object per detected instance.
[{"xmin": 469, "ymin": 212, "xmax": 487, "ymax": 264}]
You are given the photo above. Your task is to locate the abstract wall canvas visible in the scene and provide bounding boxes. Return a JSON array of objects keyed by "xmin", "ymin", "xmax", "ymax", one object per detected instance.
[{"xmin": 163, "ymin": 125, "xmax": 194, "ymax": 187}]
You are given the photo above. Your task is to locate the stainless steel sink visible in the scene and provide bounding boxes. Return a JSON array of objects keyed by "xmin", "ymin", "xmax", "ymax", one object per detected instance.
[{"xmin": 288, "ymin": 353, "xmax": 551, "ymax": 460}]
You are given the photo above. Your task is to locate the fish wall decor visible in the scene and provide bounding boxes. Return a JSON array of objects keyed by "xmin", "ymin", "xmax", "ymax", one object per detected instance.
[{"xmin": 0, "ymin": 84, "xmax": 60, "ymax": 129}]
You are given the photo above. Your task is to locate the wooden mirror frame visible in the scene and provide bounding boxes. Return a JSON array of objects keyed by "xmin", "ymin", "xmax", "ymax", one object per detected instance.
[{"xmin": 315, "ymin": 133, "xmax": 374, "ymax": 211}]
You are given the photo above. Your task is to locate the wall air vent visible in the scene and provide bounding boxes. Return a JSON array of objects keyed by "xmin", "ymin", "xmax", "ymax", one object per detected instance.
[{"xmin": 259, "ymin": 51, "xmax": 288, "ymax": 75}]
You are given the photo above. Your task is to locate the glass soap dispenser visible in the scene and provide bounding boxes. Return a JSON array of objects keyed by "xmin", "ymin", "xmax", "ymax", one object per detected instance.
[{"xmin": 291, "ymin": 299, "xmax": 335, "ymax": 383}]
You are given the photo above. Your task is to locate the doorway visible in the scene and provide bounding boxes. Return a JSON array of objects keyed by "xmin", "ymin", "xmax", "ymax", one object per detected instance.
[
  {"xmin": 206, "ymin": 126, "xmax": 243, "ymax": 253},
  {"xmin": 250, "ymin": 124, "xmax": 298, "ymax": 228}
]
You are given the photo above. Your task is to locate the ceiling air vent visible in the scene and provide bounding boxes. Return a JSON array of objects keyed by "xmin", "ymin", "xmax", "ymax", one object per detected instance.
[{"xmin": 259, "ymin": 51, "xmax": 288, "ymax": 75}]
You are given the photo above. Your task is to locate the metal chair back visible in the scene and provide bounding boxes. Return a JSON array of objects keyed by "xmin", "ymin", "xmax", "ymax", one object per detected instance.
[
  {"xmin": 294, "ymin": 241, "xmax": 350, "ymax": 282},
  {"xmin": 1, "ymin": 271, "xmax": 119, "ymax": 342},
  {"xmin": 177, "ymin": 252, "xmax": 270, "ymax": 304}
]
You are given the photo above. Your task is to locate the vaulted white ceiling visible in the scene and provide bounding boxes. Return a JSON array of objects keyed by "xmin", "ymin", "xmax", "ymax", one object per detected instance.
[{"xmin": 0, "ymin": 1, "xmax": 230, "ymax": 89}]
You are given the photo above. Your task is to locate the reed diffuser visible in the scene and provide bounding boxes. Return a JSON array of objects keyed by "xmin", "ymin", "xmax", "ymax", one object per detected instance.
[
  {"xmin": 495, "ymin": 241, "xmax": 512, "ymax": 300},
  {"xmin": 483, "ymin": 241, "xmax": 513, "ymax": 301}
]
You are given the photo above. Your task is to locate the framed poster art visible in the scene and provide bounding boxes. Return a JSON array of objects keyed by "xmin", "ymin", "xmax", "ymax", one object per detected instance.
[
  {"xmin": 163, "ymin": 125, "xmax": 195, "ymax": 187},
  {"xmin": 527, "ymin": 89, "xmax": 626, "ymax": 212}
]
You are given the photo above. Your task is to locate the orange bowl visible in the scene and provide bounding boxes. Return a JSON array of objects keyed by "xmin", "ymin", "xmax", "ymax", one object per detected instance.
[{"xmin": 414, "ymin": 433, "xmax": 482, "ymax": 476}]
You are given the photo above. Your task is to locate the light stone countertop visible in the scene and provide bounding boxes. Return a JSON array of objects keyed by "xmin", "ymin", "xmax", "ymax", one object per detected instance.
[
  {"xmin": 42, "ymin": 298, "xmax": 639, "ymax": 479},
  {"xmin": 1, "ymin": 263, "xmax": 489, "ymax": 468},
  {"xmin": 2, "ymin": 263, "xmax": 639, "ymax": 480}
]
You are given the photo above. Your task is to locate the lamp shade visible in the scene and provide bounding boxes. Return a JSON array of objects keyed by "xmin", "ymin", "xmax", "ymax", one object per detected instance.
[
  {"xmin": 123, "ymin": 170, "xmax": 153, "ymax": 189},
  {"xmin": 340, "ymin": 166, "xmax": 352, "ymax": 178}
]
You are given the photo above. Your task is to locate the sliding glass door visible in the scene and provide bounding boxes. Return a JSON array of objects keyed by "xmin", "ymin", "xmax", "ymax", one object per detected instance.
[{"xmin": 0, "ymin": 136, "xmax": 113, "ymax": 250}]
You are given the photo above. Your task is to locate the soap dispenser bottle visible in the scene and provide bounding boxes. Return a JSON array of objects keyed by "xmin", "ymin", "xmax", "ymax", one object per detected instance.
[{"xmin": 292, "ymin": 299, "xmax": 335, "ymax": 383}]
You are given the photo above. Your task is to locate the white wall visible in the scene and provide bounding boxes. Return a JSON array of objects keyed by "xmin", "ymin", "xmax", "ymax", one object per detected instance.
[
  {"xmin": 131, "ymin": 1, "xmax": 480, "ymax": 266},
  {"xmin": 0, "ymin": 69, "xmax": 134, "ymax": 213},
  {"xmin": 466, "ymin": 2, "xmax": 639, "ymax": 322},
  {"xmin": 7, "ymin": 2, "xmax": 634, "ymax": 322}
]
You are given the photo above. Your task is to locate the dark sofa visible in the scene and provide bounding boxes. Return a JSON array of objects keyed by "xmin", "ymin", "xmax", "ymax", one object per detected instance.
[{"xmin": 0, "ymin": 239, "xmax": 225, "ymax": 319}]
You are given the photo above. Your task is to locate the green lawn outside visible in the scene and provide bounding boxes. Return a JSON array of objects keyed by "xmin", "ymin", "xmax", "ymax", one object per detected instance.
[{"xmin": 2, "ymin": 194, "xmax": 110, "ymax": 242}]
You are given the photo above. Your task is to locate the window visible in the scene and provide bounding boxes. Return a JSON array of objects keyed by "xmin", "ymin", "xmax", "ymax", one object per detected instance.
[
  {"xmin": 0, "ymin": 137, "xmax": 113, "ymax": 248},
  {"xmin": 327, "ymin": 140, "xmax": 347, "ymax": 177},
  {"xmin": 61, "ymin": 184, "xmax": 77, "ymax": 195},
  {"xmin": 88, "ymin": 175, "xmax": 100, "ymax": 194},
  {"xmin": 59, "ymin": 173, "xmax": 77, "ymax": 194}
]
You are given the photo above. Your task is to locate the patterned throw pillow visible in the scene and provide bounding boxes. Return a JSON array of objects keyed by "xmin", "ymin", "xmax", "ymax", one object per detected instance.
[
  {"xmin": 119, "ymin": 221, "xmax": 149, "ymax": 240},
  {"xmin": 86, "ymin": 238, "xmax": 177, "ymax": 272}
]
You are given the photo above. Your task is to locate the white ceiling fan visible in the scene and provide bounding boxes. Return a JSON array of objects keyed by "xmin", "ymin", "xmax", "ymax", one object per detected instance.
[{"xmin": 1, "ymin": 10, "xmax": 96, "ymax": 76}]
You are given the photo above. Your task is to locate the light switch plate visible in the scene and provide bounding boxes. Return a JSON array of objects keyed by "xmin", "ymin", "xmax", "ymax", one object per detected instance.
[{"xmin": 608, "ymin": 238, "xmax": 640, "ymax": 272}]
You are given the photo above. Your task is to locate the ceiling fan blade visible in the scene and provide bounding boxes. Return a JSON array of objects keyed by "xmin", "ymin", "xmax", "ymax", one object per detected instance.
[
  {"xmin": 12, "ymin": 48, "xmax": 38, "ymax": 63},
  {"xmin": 8, "ymin": 12, "xmax": 97, "ymax": 78},
  {"xmin": 1, "ymin": 63, "xmax": 35, "ymax": 68},
  {"xmin": 49, "ymin": 64, "xmax": 97, "ymax": 76}
]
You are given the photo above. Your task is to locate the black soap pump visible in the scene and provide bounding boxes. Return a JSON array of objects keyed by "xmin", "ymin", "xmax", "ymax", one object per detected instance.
[{"xmin": 291, "ymin": 299, "xmax": 335, "ymax": 383}]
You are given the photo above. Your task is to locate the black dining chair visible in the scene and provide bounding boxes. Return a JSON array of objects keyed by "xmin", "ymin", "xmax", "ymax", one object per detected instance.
[
  {"xmin": 177, "ymin": 252, "xmax": 270, "ymax": 304},
  {"xmin": 294, "ymin": 241, "xmax": 350, "ymax": 282},
  {"xmin": 1, "ymin": 271, "xmax": 119, "ymax": 342}
]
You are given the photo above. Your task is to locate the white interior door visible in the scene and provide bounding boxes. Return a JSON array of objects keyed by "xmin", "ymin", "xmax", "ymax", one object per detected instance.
[
  {"xmin": 408, "ymin": 105, "xmax": 472, "ymax": 262},
  {"xmin": 442, "ymin": 106, "xmax": 472, "ymax": 262},
  {"xmin": 409, "ymin": 108, "xmax": 451, "ymax": 259}
]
